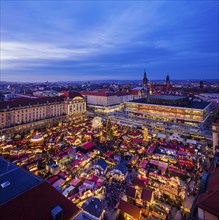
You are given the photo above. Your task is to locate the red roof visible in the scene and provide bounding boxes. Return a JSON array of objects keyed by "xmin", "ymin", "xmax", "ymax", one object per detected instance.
[
  {"xmin": 196, "ymin": 187, "xmax": 219, "ymax": 217},
  {"xmin": 129, "ymin": 132, "xmax": 140, "ymax": 136},
  {"xmin": 81, "ymin": 91, "xmax": 132, "ymax": 97},
  {"xmin": 0, "ymin": 181, "xmax": 81, "ymax": 220},
  {"xmin": 71, "ymin": 160, "xmax": 82, "ymax": 166},
  {"xmin": 106, "ymin": 151, "xmax": 113, "ymax": 157},
  {"xmin": 68, "ymin": 92, "xmax": 83, "ymax": 99},
  {"xmin": 126, "ymin": 186, "xmax": 136, "ymax": 199},
  {"xmin": 0, "ymin": 96, "xmax": 65, "ymax": 110},
  {"xmin": 81, "ymin": 142, "xmax": 94, "ymax": 150},
  {"xmin": 81, "ymin": 91, "xmax": 116, "ymax": 97},
  {"xmin": 141, "ymin": 188, "xmax": 153, "ymax": 202},
  {"xmin": 118, "ymin": 200, "xmax": 140, "ymax": 220},
  {"xmin": 195, "ymin": 167, "xmax": 219, "ymax": 217},
  {"xmin": 133, "ymin": 139, "xmax": 143, "ymax": 144},
  {"xmin": 47, "ymin": 175, "xmax": 59, "ymax": 184},
  {"xmin": 131, "ymin": 90, "xmax": 139, "ymax": 95},
  {"xmin": 131, "ymin": 178, "xmax": 145, "ymax": 188}
]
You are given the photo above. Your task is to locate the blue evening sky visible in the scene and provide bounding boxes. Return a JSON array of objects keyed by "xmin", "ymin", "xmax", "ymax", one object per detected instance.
[{"xmin": 1, "ymin": 1, "xmax": 218, "ymax": 82}]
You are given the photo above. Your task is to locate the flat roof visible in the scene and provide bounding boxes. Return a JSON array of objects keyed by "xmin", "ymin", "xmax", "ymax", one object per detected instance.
[
  {"xmin": 129, "ymin": 98, "xmax": 210, "ymax": 110},
  {"xmin": 0, "ymin": 157, "xmax": 42, "ymax": 205},
  {"xmin": 149, "ymin": 94, "xmax": 187, "ymax": 101},
  {"xmin": 200, "ymin": 93, "xmax": 219, "ymax": 98}
]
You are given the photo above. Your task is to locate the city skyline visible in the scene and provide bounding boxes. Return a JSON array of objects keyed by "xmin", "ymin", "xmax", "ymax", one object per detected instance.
[{"xmin": 1, "ymin": 1, "xmax": 219, "ymax": 82}]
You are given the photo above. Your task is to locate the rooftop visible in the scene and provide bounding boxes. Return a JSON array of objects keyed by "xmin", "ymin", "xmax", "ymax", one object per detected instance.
[
  {"xmin": 112, "ymin": 163, "xmax": 128, "ymax": 176},
  {"xmin": 129, "ymin": 95, "xmax": 210, "ymax": 109},
  {"xmin": 0, "ymin": 157, "xmax": 81, "ymax": 220},
  {"xmin": 82, "ymin": 197, "xmax": 105, "ymax": 218},
  {"xmin": 149, "ymin": 94, "xmax": 187, "ymax": 101},
  {"xmin": 195, "ymin": 167, "xmax": 219, "ymax": 217},
  {"xmin": 196, "ymin": 187, "xmax": 219, "ymax": 217},
  {"xmin": 126, "ymin": 185, "xmax": 136, "ymax": 199},
  {"xmin": 0, "ymin": 96, "xmax": 65, "ymax": 110},
  {"xmin": 94, "ymin": 158, "xmax": 108, "ymax": 170},
  {"xmin": 0, "ymin": 157, "xmax": 42, "ymax": 205},
  {"xmin": 81, "ymin": 91, "xmax": 132, "ymax": 97},
  {"xmin": 118, "ymin": 199, "xmax": 140, "ymax": 219},
  {"xmin": 0, "ymin": 181, "xmax": 81, "ymax": 220},
  {"xmin": 141, "ymin": 188, "xmax": 153, "ymax": 202}
]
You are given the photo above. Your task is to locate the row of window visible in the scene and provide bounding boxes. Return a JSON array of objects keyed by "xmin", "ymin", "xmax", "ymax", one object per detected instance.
[
  {"xmin": 126, "ymin": 104, "xmax": 204, "ymax": 116},
  {"xmin": 69, "ymin": 104, "xmax": 86, "ymax": 113}
]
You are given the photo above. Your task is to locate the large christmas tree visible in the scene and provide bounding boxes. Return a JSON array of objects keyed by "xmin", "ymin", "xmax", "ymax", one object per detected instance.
[{"xmin": 106, "ymin": 117, "xmax": 114, "ymax": 140}]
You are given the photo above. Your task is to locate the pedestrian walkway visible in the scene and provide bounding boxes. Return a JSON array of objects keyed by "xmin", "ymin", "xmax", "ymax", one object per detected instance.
[{"xmin": 174, "ymin": 211, "xmax": 182, "ymax": 220}]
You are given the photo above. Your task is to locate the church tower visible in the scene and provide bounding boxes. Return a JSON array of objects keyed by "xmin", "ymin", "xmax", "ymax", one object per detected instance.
[
  {"xmin": 166, "ymin": 74, "xmax": 170, "ymax": 85},
  {"xmin": 166, "ymin": 73, "xmax": 171, "ymax": 92},
  {"xmin": 200, "ymin": 80, "xmax": 204, "ymax": 89},
  {"xmin": 142, "ymin": 69, "xmax": 148, "ymax": 88}
]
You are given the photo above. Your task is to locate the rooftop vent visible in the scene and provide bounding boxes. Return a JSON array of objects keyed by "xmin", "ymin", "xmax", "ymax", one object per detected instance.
[
  {"xmin": 1, "ymin": 181, "xmax": 10, "ymax": 188},
  {"xmin": 51, "ymin": 205, "xmax": 63, "ymax": 220}
]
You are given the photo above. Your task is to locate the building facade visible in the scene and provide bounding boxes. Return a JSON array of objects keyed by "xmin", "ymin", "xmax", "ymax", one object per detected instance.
[
  {"xmin": 0, "ymin": 93, "xmax": 86, "ymax": 135},
  {"xmin": 125, "ymin": 95, "xmax": 211, "ymax": 126},
  {"xmin": 142, "ymin": 69, "xmax": 148, "ymax": 88},
  {"xmin": 212, "ymin": 118, "xmax": 219, "ymax": 154},
  {"xmin": 81, "ymin": 91, "xmax": 133, "ymax": 106},
  {"xmin": 81, "ymin": 91, "xmax": 133, "ymax": 113}
]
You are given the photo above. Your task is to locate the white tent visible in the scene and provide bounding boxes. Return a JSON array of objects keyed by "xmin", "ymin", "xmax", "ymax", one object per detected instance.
[
  {"xmin": 186, "ymin": 139, "xmax": 197, "ymax": 145},
  {"xmin": 169, "ymin": 133, "xmax": 183, "ymax": 142},
  {"xmin": 157, "ymin": 133, "xmax": 166, "ymax": 139}
]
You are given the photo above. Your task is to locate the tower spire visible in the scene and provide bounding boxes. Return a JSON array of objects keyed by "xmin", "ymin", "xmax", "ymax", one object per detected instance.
[
  {"xmin": 142, "ymin": 68, "xmax": 148, "ymax": 87},
  {"xmin": 166, "ymin": 73, "xmax": 170, "ymax": 84}
]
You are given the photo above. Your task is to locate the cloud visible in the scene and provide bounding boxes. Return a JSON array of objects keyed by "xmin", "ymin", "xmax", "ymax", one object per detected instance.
[
  {"xmin": 1, "ymin": 40, "xmax": 104, "ymax": 70},
  {"xmin": 1, "ymin": 1, "xmax": 218, "ymax": 81}
]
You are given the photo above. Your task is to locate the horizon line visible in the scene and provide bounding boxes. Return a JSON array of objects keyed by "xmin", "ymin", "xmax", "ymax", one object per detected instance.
[{"xmin": 1, "ymin": 78, "xmax": 218, "ymax": 84}]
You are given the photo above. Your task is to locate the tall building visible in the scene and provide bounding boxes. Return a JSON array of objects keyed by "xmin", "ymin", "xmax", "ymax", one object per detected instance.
[
  {"xmin": 166, "ymin": 74, "xmax": 171, "ymax": 91},
  {"xmin": 142, "ymin": 69, "xmax": 148, "ymax": 88},
  {"xmin": 166, "ymin": 74, "xmax": 170, "ymax": 85},
  {"xmin": 200, "ymin": 80, "xmax": 204, "ymax": 89}
]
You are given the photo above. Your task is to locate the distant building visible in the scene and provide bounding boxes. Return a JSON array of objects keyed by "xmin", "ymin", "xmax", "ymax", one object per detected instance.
[
  {"xmin": 0, "ymin": 90, "xmax": 16, "ymax": 101},
  {"xmin": 33, "ymin": 90, "xmax": 59, "ymax": 97},
  {"xmin": 166, "ymin": 74, "xmax": 171, "ymax": 92},
  {"xmin": 197, "ymin": 93, "xmax": 219, "ymax": 112},
  {"xmin": 131, "ymin": 87, "xmax": 148, "ymax": 100},
  {"xmin": 142, "ymin": 69, "xmax": 148, "ymax": 88},
  {"xmin": 200, "ymin": 80, "xmax": 204, "ymax": 89},
  {"xmin": 0, "ymin": 157, "xmax": 81, "ymax": 220},
  {"xmin": 125, "ymin": 94, "xmax": 211, "ymax": 126},
  {"xmin": 81, "ymin": 90, "xmax": 133, "ymax": 113},
  {"xmin": 141, "ymin": 69, "xmax": 173, "ymax": 94}
]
